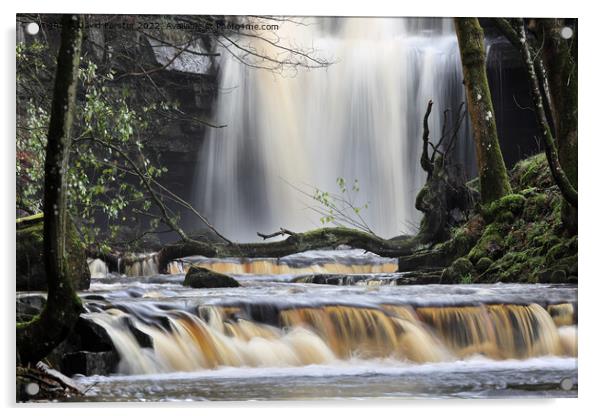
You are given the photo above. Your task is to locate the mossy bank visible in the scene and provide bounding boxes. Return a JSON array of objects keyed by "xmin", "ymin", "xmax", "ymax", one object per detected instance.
[{"xmin": 435, "ymin": 153, "xmax": 576, "ymax": 283}]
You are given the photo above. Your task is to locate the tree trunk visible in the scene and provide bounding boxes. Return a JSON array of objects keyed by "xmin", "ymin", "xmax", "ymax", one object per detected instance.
[
  {"xmin": 17, "ymin": 15, "xmax": 84, "ymax": 365},
  {"xmin": 538, "ymin": 19, "xmax": 578, "ymax": 232},
  {"xmin": 514, "ymin": 22, "xmax": 577, "ymax": 210},
  {"xmin": 454, "ymin": 18, "xmax": 512, "ymax": 204}
]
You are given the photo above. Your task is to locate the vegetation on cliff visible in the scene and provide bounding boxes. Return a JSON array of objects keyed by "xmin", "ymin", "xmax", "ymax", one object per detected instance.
[{"xmin": 440, "ymin": 153, "xmax": 577, "ymax": 284}]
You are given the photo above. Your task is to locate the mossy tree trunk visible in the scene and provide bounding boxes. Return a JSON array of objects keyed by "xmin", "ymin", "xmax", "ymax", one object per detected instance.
[
  {"xmin": 490, "ymin": 18, "xmax": 577, "ymax": 233},
  {"xmin": 454, "ymin": 18, "xmax": 512, "ymax": 204},
  {"xmin": 17, "ymin": 15, "xmax": 84, "ymax": 365},
  {"xmin": 157, "ymin": 227, "xmax": 418, "ymax": 272},
  {"xmin": 538, "ymin": 19, "xmax": 578, "ymax": 232}
]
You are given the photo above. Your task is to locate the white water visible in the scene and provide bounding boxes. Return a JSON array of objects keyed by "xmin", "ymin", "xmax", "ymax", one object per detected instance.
[{"xmin": 195, "ymin": 17, "xmax": 471, "ymax": 241}]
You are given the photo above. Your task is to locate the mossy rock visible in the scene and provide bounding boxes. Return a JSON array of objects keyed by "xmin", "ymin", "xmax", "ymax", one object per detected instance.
[
  {"xmin": 482, "ymin": 194, "xmax": 526, "ymax": 224},
  {"xmin": 467, "ymin": 222, "xmax": 506, "ymax": 263},
  {"xmin": 545, "ymin": 237, "xmax": 577, "ymax": 266},
  {"xmin": 16, "ymin": 214, "xmax": 90, "ymax": 291},
  {"xmin": 183, "ymin": 266, "xmax": 240, "ymax": 288},
  {"xmin": 474, "ymin": 257, "xmax": 493, "ymax": 273},
  {"xmin": 480, "ymin": 249, "xmax": 546, "ymax": 283},
  {"xmin": 510, "ymin": 153, "xmax": 553, "ymax": 190},
  {"xmin": 537, "ymin": 267, "xmax": 571, "ymax": 283},
  {"xmin": 441, "ymin": 257, "xmax": 474, "ymax": 284},
  {"xmin": 434, "ymin": 152, "xmax": 577, "ymax": 284}
]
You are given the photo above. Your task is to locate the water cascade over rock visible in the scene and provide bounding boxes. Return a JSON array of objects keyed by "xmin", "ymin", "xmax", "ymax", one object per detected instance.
[{"xmin": 83, "ymin": 300, "xmax": 576, "ymax": 375}]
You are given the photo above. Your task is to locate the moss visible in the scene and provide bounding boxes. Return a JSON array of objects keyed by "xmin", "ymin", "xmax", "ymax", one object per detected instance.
[
  {"xmin": 459, "ymin": 274, "xmax": 473, "ymax": 284},
  {"xmin": 523, "ymin": 192, "xmax": 550, "ymax": 221},
  {"xmin": 441, "ymin": 257, "xmax": 474, "ymax": 283},
  {"xmin": 546, "ymin": 243, "xmax": 564, "ymax": 263},
  {"xmin": 16, "ymin": 221, "xmax": 45, "ymax": 291},
  {"xmin": 510, "ymin": 153, "xmax": 552, "ymax": 189},
  {"xmin": 398, "ymin": 151, "xmax": 576, "ymax": 284},
  {"xmin": 480, "ymin": 248, "xmax": 548, "ymax": 283},
  {"xmin": 482, "ymin": 193, "xmax": 526, "ymax": 223},
  {"xmin": 456, "ymin": 17, "xmax": 512, "ymax": 203},
  {"xmin": 475, "ymin": 257, "xmax": 493, "ymax": 273},
  {"xmin": 467, "ymin": 222, "xmax": 506, "ymax": 263}
]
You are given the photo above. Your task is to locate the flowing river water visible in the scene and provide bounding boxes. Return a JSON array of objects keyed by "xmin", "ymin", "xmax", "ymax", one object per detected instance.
[{"xmin": 70, "ymin": 250, "xmax": 577, "ymax": 401}]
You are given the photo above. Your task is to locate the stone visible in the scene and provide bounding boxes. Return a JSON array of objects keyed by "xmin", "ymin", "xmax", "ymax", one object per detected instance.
[
  {"xmin": 441, "ymin": 257, "xmax": 474, "ymax": 284},
  {"xmin": 61, "ymin": 351, "xmax": 119, "ymax": 376},
  {"xmin": 16, "ymin": 294, "xmax": 46, "ymax": 322},
  {"xmin": 16, "ymin": 214, "xmax": 90, "ymax": 291},
  {"xmin": 183, "ymin": 266, "xmax": 240, "ymax": 288},
  {"xmin": 475, "ymin": 257, "xmax": 493, "ymax": 273}
]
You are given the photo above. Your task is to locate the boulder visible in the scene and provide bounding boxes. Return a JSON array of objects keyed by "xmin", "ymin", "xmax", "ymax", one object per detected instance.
[
  {"xmin": 61, "ymin": 351, "xmax": 119, "ymax": 376},
  {"xmin": 440, "ymin": 257, "xmax": 474, "ymax": 284},
  {"xmin": 16, "ymin": 294, "xmax": 46, "ymax": 322},
  {"xmin": 183, "ymin": 266, "xmax": 240, "ymax": 288},
  {"xmin": 475, "ymin": 257, "xmax": 493, "ymax": 273},
  {"xmin": 16, "ymin": 214, "xmax": 90, "ymax": 291}
]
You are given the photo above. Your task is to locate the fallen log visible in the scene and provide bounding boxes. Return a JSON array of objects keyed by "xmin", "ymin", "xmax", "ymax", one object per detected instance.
[{"xmin": 156, "ymin": 227, "xmax": 421, "ymax": 273}]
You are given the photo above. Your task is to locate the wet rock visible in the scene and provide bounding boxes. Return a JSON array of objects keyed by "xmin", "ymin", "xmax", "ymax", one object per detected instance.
[
  {"xmin": 294, "ymin": 274, "xmax": 357, "ymax": 285},
  {"xmin": 16, "ymin": 294, "xmax": 46, "ymax": 322},
  {"xmin": 550, "ymin": 269, "xmax": 567, "ymax": 283},
  {"xmin": 398, "ymin": 251, "xmax": 453, "ymax": 271},
  {"xmin": 538, "ymin": 268, "xmax": 569, "ymax": 284},
  {"xmin": 71, "ymin": 317, "xmax": 115, "ymax": 352},
  {"xmin": 61, "ymin": 351, "xmax": 119, "ymax": 376},
  {"xmin": 183, "ymin": 266, "xmax": 240, "ymax": 288},
  {"xmin": 296, "ymin": 272, "xmax": 442, "ymax": 286},
  {"xmin": 121, "ymin": 317, "xmax": 153, "ymax": 349},
  {"xmin": 395, "ymin": 269, "xmax": 443, "ymax": 285}
]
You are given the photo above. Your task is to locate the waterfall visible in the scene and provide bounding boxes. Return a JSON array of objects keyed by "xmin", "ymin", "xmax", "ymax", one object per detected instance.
[
  {"xmin": 84, "ymin": 302, "xmax": 576, "ymax": 375},
  {"xmin": 195, "ymin": 17, "xmax": 472, "ymax": 242},
  {"xmin": 123, "ymin": 253, "xmax": 159, "ymax": 277},
  {"xmin": 167, "ymin": 248, "xmax": 398, "ymax": 275},
  {"xmin": 88, "ymin": 258, "xmax": 109, "ymax": 279}
]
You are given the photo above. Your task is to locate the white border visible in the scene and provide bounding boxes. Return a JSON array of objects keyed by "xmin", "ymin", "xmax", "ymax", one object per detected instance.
[{"xmin": 2, "ymin": 0, "xmax": 598, "ymax": 414}]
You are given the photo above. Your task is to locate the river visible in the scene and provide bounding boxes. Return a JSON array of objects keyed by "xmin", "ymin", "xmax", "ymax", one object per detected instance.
[{"xmin": 70, "ymin": 250, "xmax": 577, "ymax": 401}]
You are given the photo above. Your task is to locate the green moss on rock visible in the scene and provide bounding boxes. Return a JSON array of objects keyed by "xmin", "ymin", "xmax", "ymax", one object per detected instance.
[
  {"xmin": 511, "ymin": 153, "xmax": 553, "ymax": 189},
  {"xmin": 433, "ymin": 153, "xmax": 578, "ymax": 284},
  {"xmin": 482, "ymin": 193, "xmax": 526, "ymax": 223},
  {"xmin": 475, "ymin": 257, "xmax": 493, "ymax": 273},
  {"xmin": 441, "ymin": 257, "xmax": 474, "ymax": 284},
  {"xmin": 467, "ymin": 222, "xmax": 506, "ymax": 263}
]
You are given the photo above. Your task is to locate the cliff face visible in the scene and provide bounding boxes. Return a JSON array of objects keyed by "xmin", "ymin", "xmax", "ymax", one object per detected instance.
[
  {"xmin": 18, "ymin": 15, "xmax": 220, "ymax": 234},
  {"xmin": 88, "ymin": 23, "xmax": 219, "ymax": 207}
]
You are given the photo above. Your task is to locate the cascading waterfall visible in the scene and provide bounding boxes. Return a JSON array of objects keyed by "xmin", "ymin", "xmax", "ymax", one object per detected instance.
[
  {"xmin": 195, "ymin": 17, "xmax": 472, "ymax": 241},
  {"xmin": 167, "ymin": 249, "xmax": 398, "ymax": 275},
  {"xmin": 84, "ymin": 301, "xmax": 577, "ymax": 375}
]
